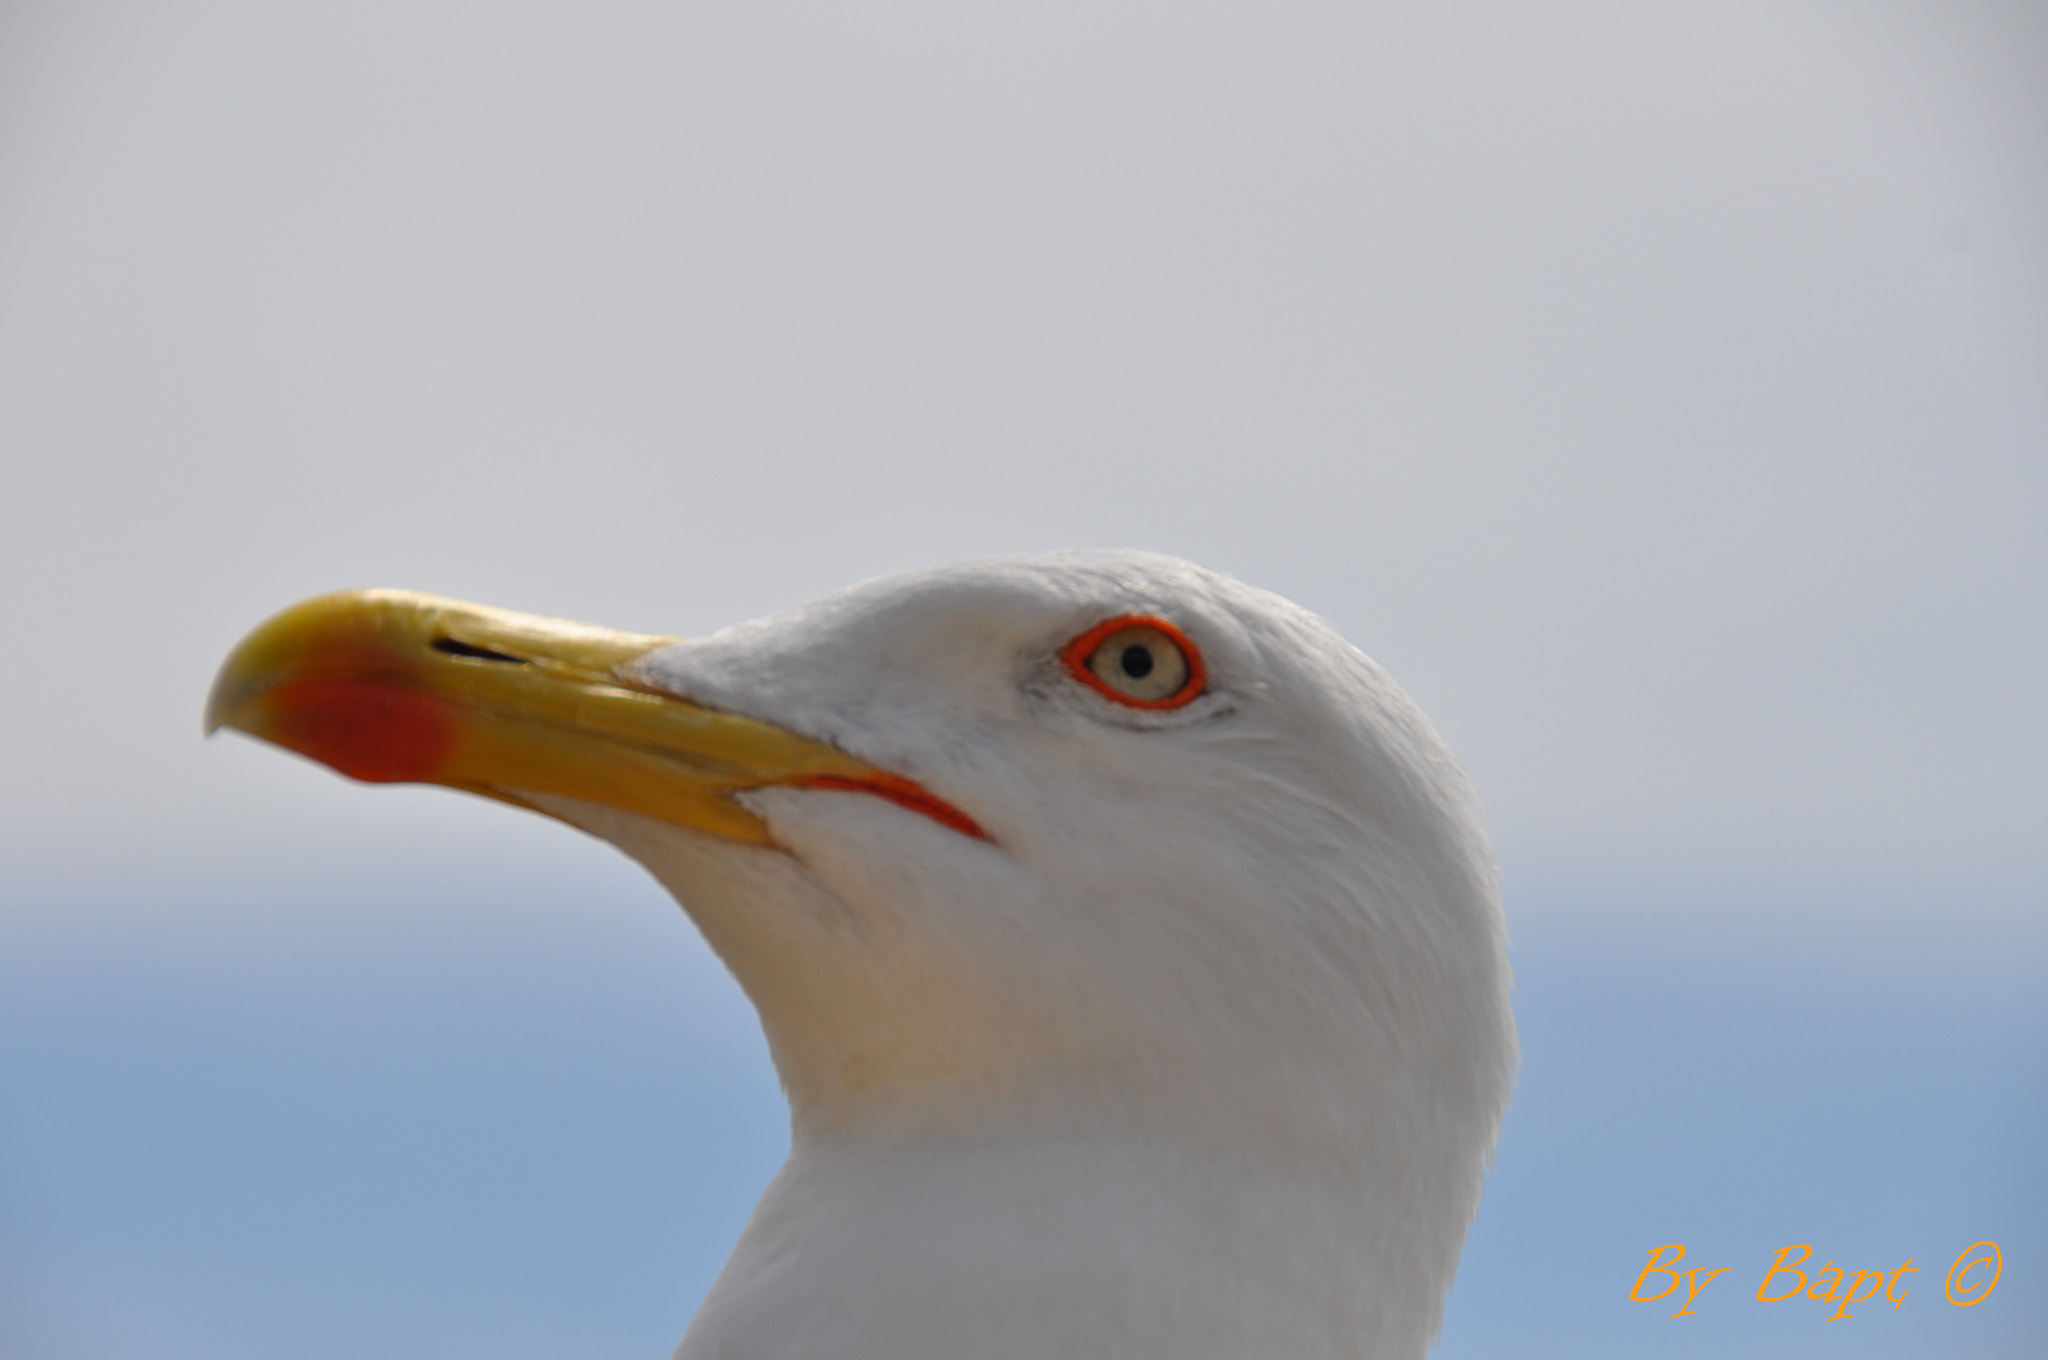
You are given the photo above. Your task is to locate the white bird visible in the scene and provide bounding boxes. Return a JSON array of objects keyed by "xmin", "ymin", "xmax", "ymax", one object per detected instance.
[{"xmin": 206, "ymin": 550, "xmax": 1514, "ymax": 1360}]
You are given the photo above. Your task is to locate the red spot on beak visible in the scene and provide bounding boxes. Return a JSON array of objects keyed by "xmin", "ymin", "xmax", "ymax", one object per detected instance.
[{"xmin": 266, "ymin": 677, "xmax": 460, "ymax": 784}]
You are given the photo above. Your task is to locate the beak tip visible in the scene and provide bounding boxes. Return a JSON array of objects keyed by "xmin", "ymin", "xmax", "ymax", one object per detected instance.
[{"xmin": 203, "ymin": 662, "xmax": 256, "ymax": 740}]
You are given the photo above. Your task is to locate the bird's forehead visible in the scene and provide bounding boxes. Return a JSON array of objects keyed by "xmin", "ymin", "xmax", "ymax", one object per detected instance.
[{"xmin": 634, "ymin": 552, "xmax": 1243, "ymax": 702}]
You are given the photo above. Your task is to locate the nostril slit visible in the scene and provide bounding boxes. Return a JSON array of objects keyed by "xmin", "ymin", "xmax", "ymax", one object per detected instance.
[{"xmin": 431, "ymin": 637, "xmax": 527, "ymax": 663}]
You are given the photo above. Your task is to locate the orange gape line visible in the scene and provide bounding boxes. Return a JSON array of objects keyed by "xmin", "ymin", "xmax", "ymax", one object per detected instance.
[{"xmin": 795, "ymin": 773, "xmax": 993, "ymax": 843}]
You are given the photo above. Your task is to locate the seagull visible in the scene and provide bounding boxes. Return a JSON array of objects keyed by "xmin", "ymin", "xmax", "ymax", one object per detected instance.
[{"xmin": 206, "ymin": 550, "xmax": 1514, "ymax": 1360}]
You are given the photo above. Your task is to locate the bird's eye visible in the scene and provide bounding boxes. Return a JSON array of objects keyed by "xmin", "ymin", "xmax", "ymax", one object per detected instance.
[{"xmin": 1061, "ymin": 615, "xmax": 1206, "ymax": 709}]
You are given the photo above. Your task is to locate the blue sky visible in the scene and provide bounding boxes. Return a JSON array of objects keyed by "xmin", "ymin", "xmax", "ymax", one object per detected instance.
[{"xmin": 1, "ymin": 2, "xmax": 2042, "ymax": 1356}]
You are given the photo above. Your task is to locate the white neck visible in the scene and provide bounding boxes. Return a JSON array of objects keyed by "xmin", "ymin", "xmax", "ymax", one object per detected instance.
[{"xmin": 674, "ymin": 1133, "xmax": 1443, "ymax": 1360}]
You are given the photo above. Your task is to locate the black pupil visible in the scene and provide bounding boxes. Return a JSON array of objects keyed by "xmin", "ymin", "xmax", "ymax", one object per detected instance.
[{"xmin": 1119, "ymin": 643, "xmax": 1155, "ymax": 679}]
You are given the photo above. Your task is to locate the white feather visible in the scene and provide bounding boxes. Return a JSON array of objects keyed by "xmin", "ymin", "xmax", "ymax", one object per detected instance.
[{"xmin": 533, "ymin": 549, "xmax": 1514, "ymax": 1360}]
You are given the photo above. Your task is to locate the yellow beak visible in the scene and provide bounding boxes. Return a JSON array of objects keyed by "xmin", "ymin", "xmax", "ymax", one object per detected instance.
[{"xmin": 205, "ymin": 590, "xmax": 986, "ymax": 845}]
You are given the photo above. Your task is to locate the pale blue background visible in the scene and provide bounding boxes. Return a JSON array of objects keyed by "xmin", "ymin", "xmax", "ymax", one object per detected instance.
[
  {"xmin": 6, "ymin": 864, "xmax": 2041, "ymax": 1357},
  {"xmin": 2, "ymin": 2, "xmax": 2042, "ymax": 1356}
]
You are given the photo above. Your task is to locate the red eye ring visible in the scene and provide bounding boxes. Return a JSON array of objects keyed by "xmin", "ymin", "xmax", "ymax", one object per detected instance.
[{"xmin": 1060, "ymin": 614, "xmax": 1207, "ymax": 710}]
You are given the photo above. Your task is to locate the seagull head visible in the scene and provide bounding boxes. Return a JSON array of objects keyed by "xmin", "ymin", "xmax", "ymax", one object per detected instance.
[{"xmin": 207, "ymin": 549, "xmax": 1514, "ymax": 1359}]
